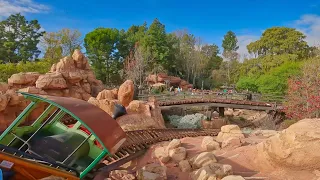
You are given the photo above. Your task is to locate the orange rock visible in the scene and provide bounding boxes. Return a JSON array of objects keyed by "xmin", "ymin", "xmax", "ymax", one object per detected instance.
[
  {"xmin": 45, "ymin": 90, "xmax": 64, "ymax": 97},
  {"xmin": 8, "ymin": 72, "xmax": 40, "ymax": 86},
  {"xmin": 111, "ymin": 88, "xmax": 118, "ymax": 98},
  {"xmin": 116, "ymin": 114, "xmax": 161, "ymax": 131},
  {"xmin": 118, "ymin": 80, "xmax": 134, "ymax": 107},
  {"xmin": 147, "ymin": 99, "xmax": 165, "ymax": 128},
  {"xmin": 64, "ymin": 71, "xmax": 83, "ymax": 84},
  {"xmin": 55, "ymin": 56, "xmax": 76, "ymax": 72},
  {"xmin": 126, "ymin": 100, "xmax": 151, "ymax": 116},
  {"xmin": 0, "ymin": 93, "xmax": 10, "ymax": 112},
  {"xmin": 0, "ymin": 82, "xmax": 9, "ymax": 93},
  {"xmin": 36, "ymin": 72, "xmax": 68, "ymax": 90},
  {"xmin": 6, "ymin": 90, "xmax": 20, "ymax": 106},
  {"xmin": 0, "ymin": 112, "xmax": 8, "ymax": 131},
  {"xmin": 97, "ymin": 90, "xmax": 117, "ymax": 100},
  {"xmin": 81, "ymin": 93, "xmax": 92, "ymax": 101},
  {"xmin": 81, "ymin": 82, "xmax": 91, "ymax": 94},
  {"xmin": 19, "ymin": 86, "xmax": 47, "ymax": 95},
  {"xmin": 88, "ymin": 97, "xmax": 118, "ymax": 116}
]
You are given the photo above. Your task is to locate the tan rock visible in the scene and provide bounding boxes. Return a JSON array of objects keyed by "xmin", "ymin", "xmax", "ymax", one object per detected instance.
[
  {"xmin": 50, "ymin": 64, "xmax": 56, "ymax": 72},
  {"xmin": 147, "ymin": 99, "xmax": 165, "ymax": 128},
  {"xmin": 40, "ymin": 176, "xmax": 65, "ymax": 180},
  {"xmin": 167, "ymin": 139, "xmax": 181, "ymax": 151},
  {"xmin": 201, "ymin": 136, "xmax": 220, "ymax": 151},
  {"xmin": 117, "ymin": 114, "xmax": 161, "ymax": 131},
  {"xmin": 111, "ymin": 88, "xmax": 118, "ymax": 98},
  {"xmin": 216, "ymin": 125, "xmax": 245, "ymax": 142},
  {"xmin": 126, "ymin": 100, "xmax": 151, "ymax": 116},
  {"xmin": 65, "ymin": 71, "xmax": 83, "ymax": 84},
  {"xmin": 190, "ymin": 163, "xmax": 232, "ymax": 180},
  {"xmin": 232, "ymin": 110, "xmax": 243, "ymax": 116},
  {"xmin": 55, "ymin": 56, "xmax": 76, "ymax": 71},
  {"xmin": 8, "ymin": 72, "xmax": 40, "ymax": 86},
  {"xmin": 221, "ymin": 175, "xmax": 245, "ymax": 180},
  {"xmin": 179, "ymin": 160, "xmax": 191, "ymax": 172},
  {"xmin": 118, "ymin": 80, "xmax": 134, "ymax": 107},
  {"xmin": 251, "ymin": 129, "xmax": 279, "ymax": 138},
  {"xmin": 69, "ymin": 86, "xmax": 84, "ymax": 99},
  {"xmin": 88, "ymin": 97, "xmax": 118, "ymax": 116},
  {"xmin": 137, "ymin": 163, "xmax": 167, "ymax": 180},
  {"xmin": 221, "ymin": 137, "xmax": 242, "ymax": 149},
  {"xmin": 0, "ymin": 82, "xmax": 9, "ymax": 93},
  {"xmin": 190, "ymin": 165, "xmax": 212, "ymax": 180},
  {"xmin": 0, "ymin": 94, "xmax": 10, "ymax": 111},
  {"xmin": 224, "ymin": 109, "xmax": 234, "ymax": 116},
  {"xmin": 19, "ymin": 86, "xmax": 47, "ymax": 95},
  {"xmin": 81, "ymin": 82, "xmax": 91, "ymax": 94},
  {"xmin": 36, "ymin": 72, "xmax": 68, "ymax": 90},
  {"xmin": 169, "ymin": 147, "xmax": 187, "ymax": 162},
  {"xmin": 81, "ymin": 92, "xmax": 92, "ymax": 101},
  {"xmin": 154, "ymin": 147, "xmax": 170, "ymax": 163},
  {"xmin": 257, "ymin": 118, "xmax": 320, "ymax": 170},
  {"xmin": 97, "ymin": 89, "xmax": 117, "ymax": 100},
  {"xmin": 6, "ymin": 90, "xmax": 20, "ymax": 106},
  {"xmin": 189, "ymin": 152, "xmax": 217, "ymax": 169},
  {"xmin": 109, "ymin": 170, "xmax": 135, "ymax": 180}
]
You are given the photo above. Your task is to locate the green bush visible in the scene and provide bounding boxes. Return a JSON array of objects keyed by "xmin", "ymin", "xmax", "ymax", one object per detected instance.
[{"xmin": 0, "ymin": 60, "xmax": 53, "ymax": 82}]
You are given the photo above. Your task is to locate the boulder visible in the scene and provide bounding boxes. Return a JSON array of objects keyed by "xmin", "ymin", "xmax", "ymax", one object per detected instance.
[
  {"xmin": 116, "ymin": 114, "xmax": 160, "ymax": 131},
  {"xmin": 224, "ymin": 109, "xmax": 234, "ymax": 116},
  {"xmin": 6, "ymin": 90, "xmax": 20, "ymax": 106},
  {"xmin": 201, "ymin": 136, "xmax": 220, "ymax": 151},
  {"xmin": 154, "ymin": 147, "xmax": 170, "ymax": 163},
  {"xmin": 45, "ymin": 90, "xmax": 64, "ymax": 97},
  {"xmin": 64, "ymin": 71, "xmax": 83, "ymax": 84},
  {"xmin": 179, "ymin": 160, "xmax": 192, "ymax": 172},
  {"xmin": 36, "ymin": 72, "xmax": 68, "ymax": 90},
  {"xmin": 126, "ymin": 100, "xmax": 151, "ymax": 116},
  {"xmin": 39, "ymin": 176, "xmax": 65, "ymax": 180},
  {"xmin": 81, "ymin": 82, "xmax": 91, "ymax": 94},
  {"xmin": 257, "ymin": 118, "xmax": 320, "ymax": 170},
  {"xmin": 109, "ymin": 170, "xmax": 135, "ymax": 180},
  {"xmin": 55, "ymin": 56, "xmax": 76, "ymax": 71},
  {"xmin": 19, "ymin": 86, "xmax": 47, "ymax": 95},
  {"xmin": 88, "ymin": 97, "xmax": 118, "ymax": 117},
  {"xmin": 189, "ymin": 152, "xmax": 217, "ymax": 169},
  {"xmin": 147, "ymin": 98, "xmax": 165, "ymax": 128},
  {"xmin": 167, "ymin": 139, "xmax": 181, "ymax": 151},
  {"xmin": 169, "ymin": 147, "xmax": 187, "ymax": 162},
  {"xmin": 222, "ymin": 176, "xmax": 245, "ymax": 180},
  {"xmin": 216, "ymin": 125, "xmax": 245, "ymax": 142},
  {"xmin": 0, "ymin": 94, "xmax": 10, "ymax": 111},
  {"xmin": 8, "ymin": 72, "xmax": 40, "ymax": 86},
  {"xmin": 221, "ymin": 137, "xmax": 242, "ymax": 149},
  {"xmin": 97, "ymin": 89, "xmax": 117, "ymax": 100},
  {"xmin": 118, "ymin": 80, "xmax": 134, "ymax": 107},
  {"xmin": 190, "ymin": 163, "xmax": 233, "ymax": 180},
  {"xmin": 0, "ymin": 82, "xmax": 9, "ymax": 93},
  {"xmin": 251, "ymin": 129, "xmax": 279, "ymax": 138},
  {"xmin": 137, "ymin": 163, "xmax": 167, "ymax": 180}
]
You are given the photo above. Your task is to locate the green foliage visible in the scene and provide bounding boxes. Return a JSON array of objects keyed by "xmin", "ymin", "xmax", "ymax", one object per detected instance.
[
  {"xmin": 222, "ymin": 31, "xmax": 239, "ymax": 53},
  {"xmin": 0, "ymin": 13, "xmax": 44, "ymax": 63},
  {"xmin": 0, "ymin": 60, "xmax": 53, "ymax": 82},
  {"xmin": 236, "ymin": 77, "xmax": 258, "ymax": 92},
  {"xmin": 84, "ymin": 28, "xmax": 120, "ymax": 84},
  {"xmin": 247, "ymin": 27, "xmax": 310, "ymax": 58}
]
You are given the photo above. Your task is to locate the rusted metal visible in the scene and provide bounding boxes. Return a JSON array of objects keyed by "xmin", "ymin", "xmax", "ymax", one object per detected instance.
[{"xmin": 37, "ymin": 95, "xmax": 126, "ymax": 154}]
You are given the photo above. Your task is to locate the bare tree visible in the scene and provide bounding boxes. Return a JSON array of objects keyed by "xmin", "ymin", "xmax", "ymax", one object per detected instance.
[{"xmin": 125, "ymin": 45, "xmax": 147, "ymax": 87}]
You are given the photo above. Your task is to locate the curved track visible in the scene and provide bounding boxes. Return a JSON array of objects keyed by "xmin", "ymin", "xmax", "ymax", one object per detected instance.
[{"xmin": 86, "ymin": 128, "xmax": 220, "ymax": 178}]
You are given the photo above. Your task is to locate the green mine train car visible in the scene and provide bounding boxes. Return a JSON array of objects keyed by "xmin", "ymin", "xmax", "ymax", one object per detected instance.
[{"xmin": 0, "ymin": 92, "xmax": 126, "ymax": 180}]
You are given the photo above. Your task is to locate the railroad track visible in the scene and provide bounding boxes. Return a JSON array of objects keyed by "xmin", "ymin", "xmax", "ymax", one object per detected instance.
[
  {"xmin": 158, "ymin": 99, "xmax": 272, "ymax": 107},
  {"xmin": 87, "ymin": 128, "xmax": 220, "ymax": 178}
]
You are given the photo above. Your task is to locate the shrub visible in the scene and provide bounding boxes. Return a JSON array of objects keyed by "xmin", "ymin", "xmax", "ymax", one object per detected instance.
[{"xmin": 0, "ymin": 59, "xmax": 53, "ymax": 82}]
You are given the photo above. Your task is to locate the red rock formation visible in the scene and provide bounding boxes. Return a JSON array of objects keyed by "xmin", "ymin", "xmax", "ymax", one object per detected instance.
[
  {"xmin": 118, "ymin": 80, "xmax": 134, "ymax": 107},
  {"xmin": 146, "ymin": 73, "xmax": 193, "ymax": 89},
  {"xmin": 0, "ymin": 50, "xmax": 105, "ymax": 130}
]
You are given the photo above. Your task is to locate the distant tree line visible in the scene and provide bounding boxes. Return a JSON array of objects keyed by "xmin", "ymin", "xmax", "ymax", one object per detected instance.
[{"xmin": 1, "ymin": 13, "xmax": 319, "ymax": 98}]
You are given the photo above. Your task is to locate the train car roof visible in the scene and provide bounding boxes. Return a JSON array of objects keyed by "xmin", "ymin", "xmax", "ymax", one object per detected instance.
[{"xmin": 18, "ymin": 92, "xmax": 126, "ymax": 154}]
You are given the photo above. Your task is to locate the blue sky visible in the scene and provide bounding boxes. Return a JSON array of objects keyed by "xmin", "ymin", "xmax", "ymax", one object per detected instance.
[{"xmin": 1, "ymin": 0, "xmax": 320, "ymax": 57}]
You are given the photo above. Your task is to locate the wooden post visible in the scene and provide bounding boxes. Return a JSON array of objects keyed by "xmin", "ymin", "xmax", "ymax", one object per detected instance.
[{"xmin": 218, "ymin": 107, "xmax": 224, "ymax": 117}]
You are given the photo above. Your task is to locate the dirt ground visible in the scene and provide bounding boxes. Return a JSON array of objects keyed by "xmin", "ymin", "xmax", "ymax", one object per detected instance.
[{"xmin": 123, "ymin": 136, "xmax": 319, "ymax": 180}]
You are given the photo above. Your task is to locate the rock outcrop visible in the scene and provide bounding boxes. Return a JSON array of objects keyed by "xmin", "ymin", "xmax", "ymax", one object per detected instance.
[
  {"xmin": 146, "ymin": 73, "xmax": 193, "ymax": 90},
  {"xmin": 0, "ymin": 50, "xmax": 104, "ymax": 130},
  {"xmin": 257, "ymin": 118, "xmax": 320, "ymax": 170},
  {"xmin": 216, "ymin": 125, "xmax": 245, "ymax": 142}
]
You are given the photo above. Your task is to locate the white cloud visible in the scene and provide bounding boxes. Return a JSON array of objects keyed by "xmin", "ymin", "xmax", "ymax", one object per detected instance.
[
  {"xmin": 294, "ymin": 14, "xmax": 320, "ymax": 46},
  {"xmin": 0, "ymin": 0, "xmax": 49, "ymax": 17},
  {"xmin": 236, "ymin": 34, "xmax": 259, "ymax": 61}
]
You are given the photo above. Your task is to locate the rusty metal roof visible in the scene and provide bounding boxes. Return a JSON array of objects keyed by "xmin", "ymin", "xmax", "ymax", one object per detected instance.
[{"xmin": 19, "ymin": 92, "xmax": 126, "ymax": 154}]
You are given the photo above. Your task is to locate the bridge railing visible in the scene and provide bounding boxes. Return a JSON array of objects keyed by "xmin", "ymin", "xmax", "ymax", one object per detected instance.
[{"xmin": 137, "ymin": 92, "xmax": 285, "ymax": 104}]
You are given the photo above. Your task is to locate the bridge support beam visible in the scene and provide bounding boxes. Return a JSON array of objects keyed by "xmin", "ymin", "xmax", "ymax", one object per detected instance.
[{"xmin": 218, "ymin": 107, "xmax": 224, "ymax": 117}]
